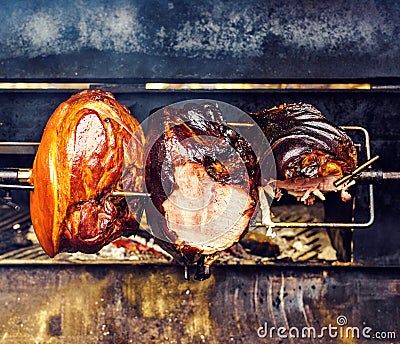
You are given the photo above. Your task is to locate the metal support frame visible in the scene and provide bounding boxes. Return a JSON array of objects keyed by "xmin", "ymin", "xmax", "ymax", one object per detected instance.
[{"xmin": 255, "ymin": 126, "xmax": 374, "ymax": 229}]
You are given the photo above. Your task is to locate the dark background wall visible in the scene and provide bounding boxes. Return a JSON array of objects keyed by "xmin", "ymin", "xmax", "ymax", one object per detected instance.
[{"xmin": 0, "ymin": 0, "xmax": 399, "ymax": 81}]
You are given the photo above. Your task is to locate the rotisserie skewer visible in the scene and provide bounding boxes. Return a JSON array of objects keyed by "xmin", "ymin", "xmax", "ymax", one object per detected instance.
[{"xmin": 1, "ymin": 155, "xmax": 395, "ymax": 193}]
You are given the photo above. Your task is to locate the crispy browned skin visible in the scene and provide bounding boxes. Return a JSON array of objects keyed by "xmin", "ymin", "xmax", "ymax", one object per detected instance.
[
  {"xmin": 249, "ymin": 103, "xmax": 357, "ymax": 203},
  {"xmin": 30, "ymin": 90, "xmax": 144, "ymax": 257},
  {"xmin": 250, "ymin": 102, "xmax": 357, "ymax": 180}
]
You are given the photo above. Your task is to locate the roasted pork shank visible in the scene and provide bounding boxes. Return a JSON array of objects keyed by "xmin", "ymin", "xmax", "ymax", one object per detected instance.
[
  {"xmin": 30, "ymin": 90, "xmax": 145, "ymax": 257},
  {"xmin": 250, "ymin": 102, "xmax": 357, "ymax": 204},
  {"xmin": 145, "ymin": 102, "xmax": 260, "ymax": 279}
]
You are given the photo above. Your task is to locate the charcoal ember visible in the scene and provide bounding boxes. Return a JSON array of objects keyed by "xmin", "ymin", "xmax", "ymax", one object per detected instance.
[{"xmin": 240, "ymin": 230, "xmax": 280, "ymax": 257}]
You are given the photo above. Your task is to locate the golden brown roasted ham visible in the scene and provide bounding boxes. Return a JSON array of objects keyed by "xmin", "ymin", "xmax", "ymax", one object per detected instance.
[
  {"xmin": 30, "ymin": 90, "xmax": 144, "ymax": 257},
  {"xmin": 250, "ymin": 102, "xmax": 357, "ymax": 204}
]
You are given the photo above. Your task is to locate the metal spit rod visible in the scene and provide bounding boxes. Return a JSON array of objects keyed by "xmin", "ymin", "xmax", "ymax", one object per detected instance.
[
  {"xmin": 111, "ymin": 191, "xmax": 151, "ymax": 197},
  {"xmin": 357, "ymin": 171, "xmax": 400, "ymax": 182},
  {"xmin": 0, "ymin": 184, "xmax": 150, "ymax": 197},
  {"xmin": 333, "ymin": 155, "xmax": 380, "ymax": 187}
]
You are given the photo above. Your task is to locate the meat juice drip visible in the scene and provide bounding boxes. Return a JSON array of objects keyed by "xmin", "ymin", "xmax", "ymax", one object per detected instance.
[{"xmin": 145, "ymin": 101, "xmax": 261, "ymax": 279}]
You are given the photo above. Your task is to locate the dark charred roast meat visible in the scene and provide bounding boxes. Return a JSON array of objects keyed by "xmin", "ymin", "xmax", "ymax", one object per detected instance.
[
  {"xmin": 30, "ymin": 90, "xmax": 145, "ymax": 257},
  {"xmin": 249, "ymin": 102, "xmax": 357, "ymax": 204},
  {"xmin": 145, "ymin": 102, "xmax": 260, "ymax": 279}
]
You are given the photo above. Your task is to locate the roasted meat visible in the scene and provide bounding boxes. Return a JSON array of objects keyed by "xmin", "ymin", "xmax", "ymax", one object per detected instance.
[
  {"xmin": 30, "ymin": 90, "xmax": 145, "ymax": 257},
  {"xmin": 145, "ymin": 102, "xmax": 260, "ymax": 279},
  {"xmin": 249, "ymin": 102, "xmax": 357, "ymax": 204}
]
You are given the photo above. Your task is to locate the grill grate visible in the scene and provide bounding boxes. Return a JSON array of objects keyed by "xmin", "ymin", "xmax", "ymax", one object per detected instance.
[
  {"xmin": 0, "ymin": 202, "xmax": 339, "ymax": 264},
  {"xmin": 249, "ymin": 202, "xmax": 339, "ymax": 262},
  {"xmin": 0, "ymin": 206, "xmax": 32, "ymax": 255}
]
